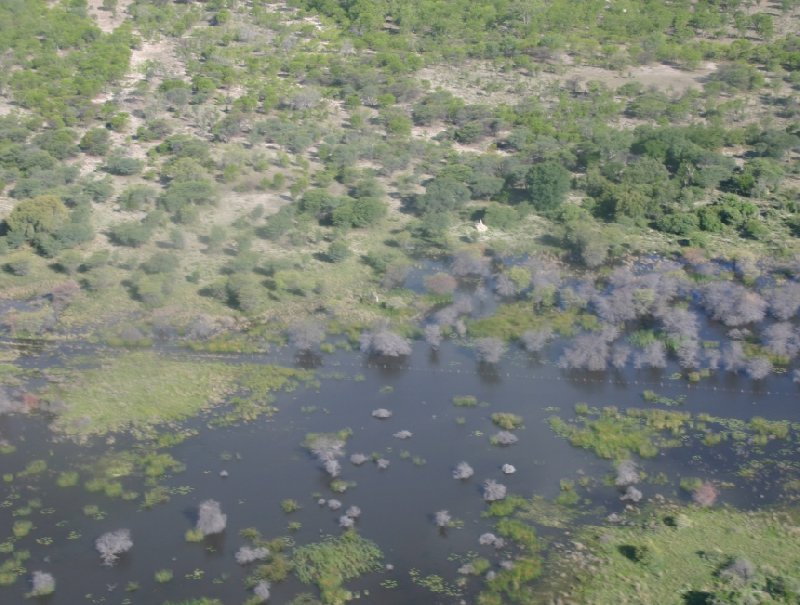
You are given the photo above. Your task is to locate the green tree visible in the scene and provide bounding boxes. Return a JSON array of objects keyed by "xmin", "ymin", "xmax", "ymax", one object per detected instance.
[
  {"xmin": 526, "ymin": 161, "xmax": 571, "ymax": 212},
  {"xmin": 6, "ymin": 195, "xmax": 68, "ymax": 242}
]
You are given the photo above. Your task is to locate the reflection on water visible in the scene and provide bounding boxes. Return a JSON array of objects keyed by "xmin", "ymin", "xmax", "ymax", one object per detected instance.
[{"xmin": 0, "ymin": 340, "xmax": 798, "ymax": 603}]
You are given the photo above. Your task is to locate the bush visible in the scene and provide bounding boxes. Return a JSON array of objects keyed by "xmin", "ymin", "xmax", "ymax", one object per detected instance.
[
  {"xmin": 326, "ymin": 240, "xmax": 351, "ymax": 263},
  {"xmin": 108, "ymin": 220, "xmax": 154, "ymax": 247},
  {"xmin": 79, "ymin": 128, "xmax": 111, "ymax": 156},
  {"xmin": 104, "ymin": 153, "xmax": 142, "ymax": 176},
  {"xmin": 5, "ymin": 195, "xmax": 68, "ymax": 244}
]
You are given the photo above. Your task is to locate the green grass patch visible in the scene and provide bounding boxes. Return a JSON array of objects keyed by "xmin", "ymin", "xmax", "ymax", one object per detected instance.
[
  {"xmin": 47, "ymin": 352, "xmax": 313, "ymax": 436},
  {"xmin": 549, "ymin": 407, "xmax": 692, "ymax": 460},
  {"xmin": 558, "ymin": 506, "xmax": 800, "ymax": 605},
  {"xmin": 292, "ymin": 531, "xmax": 383, "ymax": 605}
]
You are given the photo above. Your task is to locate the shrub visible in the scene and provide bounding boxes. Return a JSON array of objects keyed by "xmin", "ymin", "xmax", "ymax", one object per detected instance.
[{"xmin": 79, "ymin": 128, "xmax": 111, "ymax": 156}]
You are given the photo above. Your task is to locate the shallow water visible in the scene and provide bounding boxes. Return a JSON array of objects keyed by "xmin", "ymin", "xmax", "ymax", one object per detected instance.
[{"xmin": 1, "ymin": 340, "xmax": 799, "ymax": 603}]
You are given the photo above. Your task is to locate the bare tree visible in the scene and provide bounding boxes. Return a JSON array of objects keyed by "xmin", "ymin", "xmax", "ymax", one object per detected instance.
[
  {"xmin": 620, "ymin": 485, "xmax": 642, "ymax": 502},
  {"xmin": 424, "ymin": 324, "xmax": 443, "ymax": 350},
  {"xmin": 50, "ymin": 280, "xmax": 80, "ymax": 315},
  {"xmin": 327, "ymin": 499, "xmax": 342, "ymax": 510},
  {"xmin": 196, "ymin": 500, "xmax": 227, "ymax": 535},
  {"xmin": 559, "ymin": 331, "xmax": 612, "ymax": 371},
  {"xmin": 29, "ymin": 571, "xmax": 55, "ymax": 596},
  {"xmin": 475, "ymin": 337, "xmax": 506, "ymax": 364},
  {"xmin": 451, "ymin": 251, "xmax": 490, "ymax": 277},
  {"xmin": 676, "ymin": 339, "xmax": 701, "ymax": 368},
  {"xmin": 494, "ymin": 274, "xmax": 517, "ymax": 297},
  {"xmin": 722, "ymin": 341, "xmax": 746, "ymax": 372},
  {"xmin": 633, "ymin": 341, "xmax": 667, "ymax": 369},
  {"xmin": 615, "ymin": 460, "xmax": 639, "ymax": 486},
  {"xmin": 452, "ymin": 462, "xmax": 474, "ymax": 480},
  {"xmin": 434, "ymin": 510, "xmax": 452, "ymax": 527},
  {"xmin": 483, "ymin": 480, "xmax": 507, "ymax": 501},
  {"xmin": 479, "ymin": 532, "xmax": 506, "ymax": 548},
  {"xmin": 425, "ymin": 272, "xmax": 458, "ymax": 295},
  {"xmin": 372, "ymin": 408, "xmax": 392, "ymax": 419},
  {"xmin": 762, "ymin": 322, "xmax": 799, "ymax": 359},
  {"xmin": 345, "ymin": 506, "xmax": 361, "ymax": 519},
  {"xmin": 309, "ymin": 435, "xmax": 346, "ymax": 477},
  {"xmin": 720, "ymin": 558, "xmax": 756, "ymax": 583},
  {"xmin": 393, "ymin": 430, "xmax": 412, "ymax": 439},
  {"xmin": 339, "ymin": 515, "xmax": 355, "ymax": 529},
  {"xmin": 702, "ymin": 282, "xmax": 767, "ymax": 327},
  {"xmin": 745, "ymin": 357, "xmax": 772, "ymax": 380},
  {"xmin": 766, "ymin": 282, "xmax": 800, "ymax": 320},
  {"xmin": 659, "ymin": 307, "xmax": 700, "ymax": 340},
  {"xmin": 95, "ymin": 529, "xmax": 133, "ymax": 566},
  {"xmin": 288, "ymin": 321, "xmax": 325, "ymax": 351},
  {"xmin": 350, "ymin": 453, "xmax": 368, "ymax": 466},
  {"xmin": 491, "ymin": 431, "xmax": 518, "ymax": 446},
  {"xmin": 254, "ymin": 580, "xmax": 271, "ymax": 602},
  {"xmin": 692, "ymin": 482, "xmax": 719, "ymax": 507},
  {"xmin": 608, "ymin": 343, "xmax": 629, "ymax": 369},
  {"xmin": 236, "ymin": 546, "xmax": 269, "ymax": 564},
  {"xmin": 521, "ymin": 328, "xmax": 552, "ymax": 353},
  {"xmin": 360, "ymin": 327, "xmax": 411, "ymax": 357}
]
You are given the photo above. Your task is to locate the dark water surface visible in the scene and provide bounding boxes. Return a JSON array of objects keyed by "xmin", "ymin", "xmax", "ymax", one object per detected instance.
[{"xmin": 0, "ymin": 340, "xmax": 799, "ymax": 604}]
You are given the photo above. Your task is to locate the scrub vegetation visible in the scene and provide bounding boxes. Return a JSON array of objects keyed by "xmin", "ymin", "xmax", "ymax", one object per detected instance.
[{"xmin": 0, "ymin": 0, "xmax": 799, "ymax": 604}]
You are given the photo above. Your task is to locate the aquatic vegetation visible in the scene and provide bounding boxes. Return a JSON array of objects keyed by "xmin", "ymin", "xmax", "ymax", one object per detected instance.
[
  {"xmin": 12, "ymin": 521, "xmax": 33, "ymax": 538},
  {"xmin": 49, "ymin": 353, "xmax": 312, "ymax": 436},
  {"xmin": 409, "ymin": 568, "xmax": 462, "ymax": 597},
  {"xmin": 452, "ymin": 395, "xmax": 478, "ymax": 408},
  {"xmin": 154, "ymin": 568, "xmax": 174, "ymax": 583},
  {"xmin": 292, "ymin": 531, "xmax": 383, "ymax": 604},
  {"xmin": 95, "ymin": 529, "xmax": 132, "ymax": 566},
  {"xmin": 549, "ymin": 408, "xmax": 689, "ymax": 459},
  {"xmin": 641, "ymin": 390, "xmax": 686, "ymax": 407},
  {"xmin": 281, "ymin": 499, "xmax": 301, "ymax": 514},
  {"xmin": 491, "ymin": 413, "xmax": 524, "ymax": 430},
  {"xmin": 196, "ymin": 500, "xmax": 227, "ymax": 536}
]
